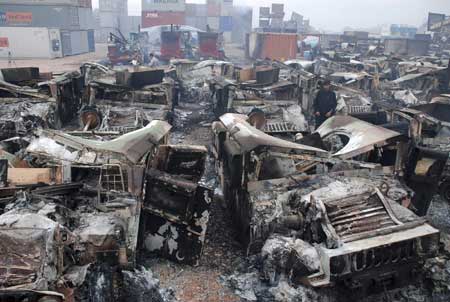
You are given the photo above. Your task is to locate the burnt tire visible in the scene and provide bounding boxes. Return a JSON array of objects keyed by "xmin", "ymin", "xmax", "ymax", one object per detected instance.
[{"xmin": 439, "ymin": 181, "xmax": 450, "ymax": 202}]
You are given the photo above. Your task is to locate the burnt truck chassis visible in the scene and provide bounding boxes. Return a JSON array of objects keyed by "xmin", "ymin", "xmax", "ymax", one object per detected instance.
[{"xmin": 213, "ymin": 113, "xmax": 441, "ymax": 294}]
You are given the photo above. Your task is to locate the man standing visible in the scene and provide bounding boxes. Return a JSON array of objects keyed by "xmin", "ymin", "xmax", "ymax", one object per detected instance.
[
  {"xmin": 148, "ymin": 53, "xmax": 161, "ymax": 67},
  {"xmin": 314, "ymin": 79, "xmax": 337, "ymax": 128}
]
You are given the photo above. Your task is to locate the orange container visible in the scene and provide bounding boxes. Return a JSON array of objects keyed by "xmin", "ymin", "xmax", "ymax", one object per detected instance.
[
  {"xmin": 260, "ymin": 33, "xmax": 297, "ymax": 60},
  {"xmin": 248, "ymin": 32, "xmax": 298, "ymax": 61}
]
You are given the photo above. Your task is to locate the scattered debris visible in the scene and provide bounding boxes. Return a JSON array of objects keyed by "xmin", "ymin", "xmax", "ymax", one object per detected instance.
[{"xmin": 1, "ymin": 10, "xmax": 450, "ymax": 301}]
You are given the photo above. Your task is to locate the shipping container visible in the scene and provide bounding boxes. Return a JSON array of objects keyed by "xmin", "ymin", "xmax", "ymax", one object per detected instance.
[
  {"xmin": 291, "ymin": 12, "xmax": 303, "ymax": 23},
  {"xmin": 99, "ymin": 0, "xmax": 126, "ymax": 12},
  {"xmin": 186, "ymin": 3, "xmax": 196, "ymax": 17},
  {"xmin": 0, "ymin": 0, "xmax": 91, "ymax": 7},
  {"xmin": 231, "ymin": 6, "xmax": 252, "ymax": 44},
  {"xmin": 195, "ymin": 4, "xmax": 207, "ymax": 17},
  {"xmin": 384, "ymin": 38, "xmax": 430, "ymax": 56},
  {"xmin": 87, "ymin": 28, "xmax": 95, "ymax": 52},
  {"xmin": 95, "ymin": 26, "xmax": 114, "ymax": 43},
  {"xmin": 428, "ymin": 12, "xmax": 446, "ymax": 31},
  {"xmin": 185, "ymin": 16, "xmax": 196, "ymax": 28},
  {"xmin": 206, "ymin": 16, "xmax": 219, "ymax": 31},
  {"xmin": 221, "ymin": 2, "xmax": 232, "ymax": 16},
  {"xmin": 247, "ymin": 32, "xmax": 297, "ymax": 61},
  {"xmin": 118, "ymin": 15, "xmax": 141, "ymax": 36},
  {"xmin": 71, "ymin": 30, "xmax": 88, "ymax": 54},
  {"xmin": 271, "ymin": 3, "xmax": 284, "ymax": 14},
  {"xmin": 198, "ymin": 31, "xmax": 220, "ymax": 58},
  {"xmin": 270, "ymin": 17, "xmax": 283, "ymax": 28},
  {"xmin": 207, "ymin": 3, "xmax": 220, "ymax": 17},
  {"xmin": 142, "ymin": 0, "xmax": 185, "ymax": 12},
  {"xmin": 0, "ymin": 26, "xmax": 62, "ymax": 58},
  {"xmin": 343, "ymin": 31, "xmax": 369, "ymax": 39},
  {"xmin": 142, "ymin": 11, "xmax": 185, "ymax": 28},
  {"xmin": 319, "ymin": 34, "xmax": 341, "ymax": 49},
  {"xmin": 259, "ymin": 7, "xmax": 270, "ymax": 18},
  {"xmin": 223, "ymin": 31, "xmax": 231, "ymax": 43},
  {"xmin": 161, "ymin": 30, "xmax": 181, "ymax": 59},
  {"xmin": 60, "ymin": 29, "xmax": 90, "ymax": 56},
  {"xmin": 219, "ymin": 16, "xmax": 232, "ymax": 32},
  {"xmin": 99, "ymin": 11, "xmax": 119, "ymax": 28},
  {"xmin": 78, "ymin": 7, "xmax": 95, "ymax": 30},
  {"xmin": 0, "ymin": 5, "xmax": 94, "ymax": 30},
  {"xmin": 259, "ymin": 19, "xmax": 270, "ymax": 28},
  {"xmin": 195, "ymin": 16, "xmax": 207, "ymax": 31}
]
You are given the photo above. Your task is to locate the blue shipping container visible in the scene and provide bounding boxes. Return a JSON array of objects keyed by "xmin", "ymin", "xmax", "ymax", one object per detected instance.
[
  {"xmin": 219, "ymin": 16, "xmax": 232, "ymax": 32},
  {"xmin": 88, "ymin": 29, "xmax": 95, "ymax": 52}
]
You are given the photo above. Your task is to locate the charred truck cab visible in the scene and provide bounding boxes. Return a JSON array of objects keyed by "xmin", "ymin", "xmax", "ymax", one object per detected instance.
[
  {"xmin": 213, "ymin": 113, "xmax": 440, "ymax": 294},
  {"xmin": 387, "ymin": 103, "xmax": 449, "ymax": 213}
]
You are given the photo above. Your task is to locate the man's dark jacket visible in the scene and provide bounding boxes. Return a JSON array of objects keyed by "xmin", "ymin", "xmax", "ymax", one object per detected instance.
[{"xmin": 314, "ymin": 90, "xmax": 337, "ymax": 116}]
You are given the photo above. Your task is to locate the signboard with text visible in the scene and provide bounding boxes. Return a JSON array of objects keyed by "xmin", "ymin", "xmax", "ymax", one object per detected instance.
[
  {"xmin": 0, "ymin": 12, "xmax": 33, "ymax": 25},
  {"xmin": 6, "ymin": 12, "xmax": 33, "ymax": 25}
]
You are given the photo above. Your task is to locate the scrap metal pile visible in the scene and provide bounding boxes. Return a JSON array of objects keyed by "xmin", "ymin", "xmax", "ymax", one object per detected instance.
[
  {"xmin": 1, "ymin": 26, "xmax": 450, "ymax": 302},
  {"xmin": 107, "ymin": 26, "xmax": 225, "ymax": 66},
  {"xmin": 0, "ymin": 63, "xmax": 213, "ymax": 301},
  {"xmin": 207, "ymin": 33, "xmax": 450, "ymax": 301}
]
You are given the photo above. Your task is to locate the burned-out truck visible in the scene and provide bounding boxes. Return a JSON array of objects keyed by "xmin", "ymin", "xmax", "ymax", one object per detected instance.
[
  {"xmin": 0, "ymin": 121, "xmax": 173, "ymax": 300},
  {"xmin": 212, "ymin": 113, "xmax": 440, "ymax": 293},
  {"xmin": 386, "ymin": 101, "xmax": 450, "ymax": 206}
]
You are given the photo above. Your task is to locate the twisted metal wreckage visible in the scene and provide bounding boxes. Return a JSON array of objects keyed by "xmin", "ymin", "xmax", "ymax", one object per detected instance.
[
  {"xmin": 0, "ymin": 43, "xmax": 449, "ymax": 301},
  {"xmin": 0, "ymin": 64, "xmax": 213, "ymax": 301}
]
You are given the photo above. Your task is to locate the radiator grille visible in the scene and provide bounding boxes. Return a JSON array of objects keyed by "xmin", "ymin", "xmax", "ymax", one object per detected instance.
[
  {"xmin": 349, "ymin": 105, "xmax": 372, "ymax": 114},
  {"xmin": 264, "ymin": 122, "xmax": 298, "ymax": 133},
  {"xmin": 325, "ymin": 192, "xmax": 397, "ymax": 242},
  {"xmin": 350, "ymin": 239, "xmax": 415, "ymax": 272}
]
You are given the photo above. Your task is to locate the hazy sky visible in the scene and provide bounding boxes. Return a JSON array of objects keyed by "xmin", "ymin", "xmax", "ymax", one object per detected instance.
[{"xmin": 93, "ymin": 0, "xmax": 450, "ymax": 31}]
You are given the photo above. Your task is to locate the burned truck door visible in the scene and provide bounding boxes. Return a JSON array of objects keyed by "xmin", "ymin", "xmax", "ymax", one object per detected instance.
[{"xmin": 140, "ymin": 145, "xmax": 213, "ymax": 265}]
